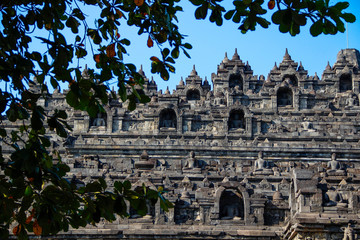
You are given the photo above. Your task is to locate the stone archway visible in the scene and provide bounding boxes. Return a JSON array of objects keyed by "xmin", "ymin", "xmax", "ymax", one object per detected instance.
[
  {"xmin": 219, "ymin": 189, "xmax": 244, "ymax": 220},
  {"xmin": 277, "ymin": 87, "xmax": 293, "ymax": 107},
  {"xmin": 159, "ymin": 108, "xmax": 177, "ymax": 129},
  {"xmin": 186, "ymin": 89, "xmax": 200, "ymax": 101},
  {"xmin": 228, "ymin": 109, "xmax": 245, "ymax": 130},
  {"xmin": 340, "ymin": 73, "xmax": 352, "ymax": 92}
]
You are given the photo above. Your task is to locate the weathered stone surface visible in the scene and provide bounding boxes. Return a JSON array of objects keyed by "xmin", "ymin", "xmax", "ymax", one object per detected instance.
[{"xmin": 4, "ymin": 48, "xmax": 360, "ymax": 239}]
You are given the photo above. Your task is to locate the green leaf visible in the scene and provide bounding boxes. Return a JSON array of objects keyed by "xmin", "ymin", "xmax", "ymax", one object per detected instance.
[
  {"xmin": 341, "ymin": 13, "xmax": 356, "ymax": 23},
  {"xmin": 165, "ymin": 57, "xmax": 175, "ymax": 64},
  {"xmin": 139, "ymin": 95, "xmax": 150, "ymax": 103},
  {"xmin": 224, "ymin": 10, "xmax": 235, "ymax": 20},
  {"xmin": 310, "ymin": 20, "xmax": 323, "ymax": 36},
  {"xmin": 98, "ymin": 177, "xmax": 107, "ymax": 190},
  {"xmin": 171, "ymin": 47, "xmax": 179, "ymax": 59},
  {"xmin": 114, "ymin": 196, "xmax": 127, "ymax": 216},
  {"xmin": 128, "ymin": 98, "xmax": 136, "ymax": 111},
  {"xmin": 183, "ymin": 49, "xmax": 191, "ymax": 58},
  {"xmin": 183, "ymin": 43, "xmax": 192, "ymax": 50},
  {"xmin": 194, "ymin": 4, "xmax": 208, "ymax": 19},
  {"xmin": 292, "ymin": 12, "xmax": 306, "ymax": 26},
  {"xmin": 114, "ymin": 181, "xmax": 123, "ymax": 193},
  {"xmin": 24, "ymin": 186, "xmax": 33, "ymax": 196},
  {"xmin": 279, "ymin": 22, "xmax": 290, "ymax": 33},
  {"xmin": 324, "ymin": 19, "xmax": 337, "ymax": 34},
  {"xmin": 66, "ymin": 90, "xmax": 80, "ymax": 108},
  {"xmin": 120, "ymin": 38, "xmax": 131, "ymax": 46},
  {"xmin": 162, "ymin": 48, "xmax": 170, "ymax": 58},
  {"xmin": 257, "ymin": 17, "xmax": 270, "ymax": 28},
  {"xmin": 123, "ymin": 180, "xmax": 131, "ymax": 190},
  {"xmin": 333, "ymin": 2, "xmax": 349, "ymax": 11},
  {"xmin": 243, "ymin": 0, "xmax": 252, "ymax": 5},
  {"xmin": 189, "ymin": 0, "xmax": 203, "ymax": 6},
  {"xmin": 232, "ymin": 11, "xmax": 241, "ymax": 23},
  {"xmin": 289, "ymin": 22, "xmax": 300, "ymax": 36}
]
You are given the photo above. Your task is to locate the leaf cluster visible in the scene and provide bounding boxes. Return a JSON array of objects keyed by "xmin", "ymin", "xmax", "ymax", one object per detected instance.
[{"xmin": 189, "ymin": 0, "xmax": 355, "ymax": 36}]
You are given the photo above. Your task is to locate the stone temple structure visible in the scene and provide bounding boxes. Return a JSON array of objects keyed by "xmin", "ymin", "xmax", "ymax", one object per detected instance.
[{"xmin": 4, "ymin": 48, "xmax": 360, "ymax": 239}]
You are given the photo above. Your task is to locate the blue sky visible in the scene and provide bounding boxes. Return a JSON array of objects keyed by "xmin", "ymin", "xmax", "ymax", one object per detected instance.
[
  {"xmin": 125, "ymin": 0, "xmax": 360, "ymax": 91},
  {"xmin": 1, "ymin": 1, "xmax": 359, "ymax": 93}
]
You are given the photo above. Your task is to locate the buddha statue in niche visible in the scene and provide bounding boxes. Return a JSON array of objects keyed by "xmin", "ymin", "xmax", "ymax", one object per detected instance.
[
  {"xmin": 92, "ymin": 113, "xmax": 106, "ymax": 127},
  {"xmin": 324, "ymin": 186, "xmax": 348, "ymax": 208},
  {"xmin": 220, "ymin": 190, "xmax": 243, "ymax": 220},
  {"xmin": 183, "ymin": 151, "xmax": 201, "ymax": 173},
  {"xmin": 254, "ymin": 152, "xmax": 273, "ymax": 175},
  {"xmin": 327, "ymin": 153, "xmax": 345, "ymax": 176}
]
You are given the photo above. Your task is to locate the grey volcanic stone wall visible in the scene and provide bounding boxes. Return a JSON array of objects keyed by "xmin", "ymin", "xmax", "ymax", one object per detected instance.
[{"xmin": 4, "ymin": 48, "xmax": 360, "ymax": 239}]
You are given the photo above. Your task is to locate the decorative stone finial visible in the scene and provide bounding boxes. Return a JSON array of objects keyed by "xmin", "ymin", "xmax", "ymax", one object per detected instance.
[
  {"xmin": 203, "ymin": 76, "xmax": 209, "ymax": 86},
  {"xmin": 140, "ymin": 150, "xmax": 149, "ymax": 160},
  {"xmin": 314, "ymin": 72, "xmax": 319, "ymax": 80},
  {"xmin": 82, "ymin": 64, "xmax": 89, "ymax": 78},
  {"xmin": 232, "ymin": 48, "xmax": 240, "ymax": 60},
  {"xmin": 136, "ymin": 150, "xmax": 154, "ymax": 170},
  {"xmin": 182, "ymin": 176, "xmax": 191, "ymax": 184},
  {"xmin": 190, "ymin": 65, "xmax": 198, "ymax": 76},
  {"xmin": 272, "ymin": 62, "xmax": 278, "ymax": 71},
  {"xmin": 298, "ymin": 61, "xmax": 304, "ymax": 71},
  {"xmin": 272, "ymin": 191, "xmax": 283, "ymax": 201},
  {"xmin": 283, "ymin": 48, "xmax": 292, "ymax": 61},
  {"xmin": 138, "ymin": 64, "xmax": 145, "ymax": 77},
  {"xmin": 165, "ymin": 86, "xmax": 170, "ymax": 95},
  {"xmin": 223, "ymin": 52, "xmax": 229, "ymax": 63},
  {"xmin": 339, "ymin": 179, "xmax": 347, "ymax": 186},
  {"xmin": 179, "ymin": 77, "xmax": 184, "ymax": 86},
  {"xmin": 246, "ymin": 61, "xmax": 251, "ymax": 70},
  {"xmin": 325, "ymin": 61, "xmax": 332, "ymax": 70},
  {"xmin": 150, "ymin": 76, "xmax": 156, "ymax": 85}
]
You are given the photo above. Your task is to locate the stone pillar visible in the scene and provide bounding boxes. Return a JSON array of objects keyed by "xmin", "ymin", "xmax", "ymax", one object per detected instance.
[
  {"xmin": 250, "ymin": 198, "xmax": 266, "ymax": 225},
  {"xmin": 177, "ymin": 115, "xmax": 183, "ymax": 134},
  {"xmin": 246, "ymin": 117, "xmax": 252, "ymax": 137},
  {"xmin": 84, "ymin": 115, "xmax": 90, "ymax": 133},
  {"xmin": 294, "ymin": 92, "xmax": 300, "ymax": 111},
  {"xmin": 107, "ymin": 114, "xmax": 113, "ymax": 134},
  {"xmin": 271, "ymin": 95, "xmax": 277, "ymax": 111},
  {"xmin": 257, "ymin": 121, "xmax": 262, "ymax": 135},
  {"xmin": 167, "ymin": 207, "xmax": 175, "ymax": 225},
  {"xmin": 118, "ymin": 117, "xmax": 123, "ymax": 131},
  {"xmin": 154, "ymin": 117, "xmax": 159, "ymax": 134},
  {"xmin": 353, "ymin": 80, "xmax": 359, "ymax": 94}
]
